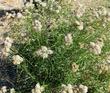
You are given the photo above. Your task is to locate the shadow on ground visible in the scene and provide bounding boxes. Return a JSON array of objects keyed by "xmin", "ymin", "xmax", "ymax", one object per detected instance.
[{"xmin": 0, "ymin": 59, "xmax": 16, "ymax": 88}]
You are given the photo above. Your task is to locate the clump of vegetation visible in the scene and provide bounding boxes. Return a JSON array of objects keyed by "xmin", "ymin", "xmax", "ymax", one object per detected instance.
[{"xmin": 2, "ymin": 0, "xmax": 110, "ymax": 93}]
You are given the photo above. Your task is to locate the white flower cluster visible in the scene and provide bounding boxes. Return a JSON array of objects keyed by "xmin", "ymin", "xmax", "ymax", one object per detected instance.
[
  {"xmin": 10, "ymin": 88, "xmax": 16, "ymax": 93},
  {"xmin": 33, "ymin": 20, "xmax": 42, "ymax": 32},
  {"xmin": 12, "ymin": 55, "xmax": 23, "ymax": 65},
  {"xmin": 75, "ymin": 20, "xmax": 84, "ymax": 30},
  {"xmin": 0, "ymin": 86, "xmax": 15, "ymax": 93},
  {"xmin": 72, "ymin": 63, "xmax": 79, "ymax": 73},
  {"xmin": 32, "ymin": 83, "xmax": 44, "ymax": 93},
  {"xmin": 97, "ymin": 7, "xmax": 107, "ymax": 16},
  {"xmin": 61, "ymin": 84, "xmax": 88, "ymax": 93},
  {"xmin": 1, "ymin": 37, "xmax": 13, "ymax": 57},
  {"xmin": 65, "ymin": 33, "xmax": 73, "ymax": 46},
  {"xmin": 89, "ymin": 38, "xmax": 104, "ymax": 55},
  {"xmin": 36, "ymin": 46, "xmax": 53, "ymax": 59},
  {"xmin": 0, "ymin": 86, "xmax": 7, "ymax": 93},
  {"xmin": 93, "ymin": 6, "xmax": 110, "ymax": 20},
  {"xmin": 98, "ymin": 55, "xmax": 110, "ymax": 74},
  {"xmin": 75, "ymin": 3, "xmax": 86, "ymax": 18},
  {"xmin": 50, "ymin": 1, "xmax": 61, "ymax": 13},
  {"xmin": 98, "ymin": 63, "xmax": 109, "ymax": 74}
]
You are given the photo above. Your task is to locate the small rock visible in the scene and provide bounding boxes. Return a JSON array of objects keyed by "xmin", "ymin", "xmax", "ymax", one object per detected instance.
[
  {"xmin": 17, "ymin": 12, "xmax": 23, "ymax": 19},
  {"xmin": 0, "ymin": 0, "xmax": 25, "ymax": 10}
]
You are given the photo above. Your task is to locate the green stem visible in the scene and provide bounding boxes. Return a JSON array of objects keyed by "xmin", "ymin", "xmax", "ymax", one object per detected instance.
[{"xmin": 21, "ymin": 64, "xmax": 36, "ymax": 80}]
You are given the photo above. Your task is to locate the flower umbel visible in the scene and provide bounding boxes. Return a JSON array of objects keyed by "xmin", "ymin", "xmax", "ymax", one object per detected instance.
[
  {"xmin": 79, "ymin": 84, "xmax": 88, "ymax": 93},
  {"xmin": 33, "ymin": 20, "xmax": 42, "ymax": 32},
  {"xmin": 36, "ymin": 46, "xmax": 53, "ymax": 59},
  {"xmin": 12, "ymin": 55, "xmax": 23, "ymax": 65},
  {"xmin": 75, "ymin": 20, "xmax": 84, "ymax": 30},
  {"xmin": 89, "ymin": 38, "xmax": 104, "ymax": 55},
  {"xmin": 10, "ymin": 88, "xmax": 16, "ymax": 93},
  {"xmin": 0, "ymin": 86, "xmax": 7, "ymax": 93},
  {"xmin": 32, "ymin": 83, "xmax": 44, "ymax": 93},
  {"xmin": 65, "ymin": 33, "xmax": 73, "ymax": 46}
]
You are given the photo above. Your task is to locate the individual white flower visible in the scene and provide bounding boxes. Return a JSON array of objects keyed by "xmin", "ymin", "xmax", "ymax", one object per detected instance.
[
  {"xmin": 36, "ymin": 46, "xmax": 53, "ymax": 59},
  {"xmin": 10, "ymin": 88, "xmax": 16, "ymax": 93},
  {"xmin": 65, "ymin": 33, "xmax": 73, "ymax": 46},
  {"xmin": 79, "ymin": 84, "xmax": 88, "ymax": 93},
  {"xmin": 75, "ymin": 20, "xmax": 84, "ymax": 30},
  {"xmin": 32, "ymin": 83, "xmax": 44, "ymax": 93},
  {"xmin": 12, "ymin": 55, "xmax": 23, "ymax": 65},
  {"xmin": 34, "ymin": 20, "xmax": 42, "ymax": 32},
  {"xmin": 1, "ymin": 86, "xmax": 7, "ymax": 93}
]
